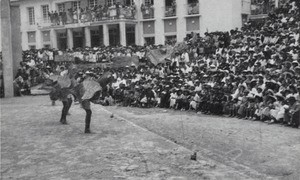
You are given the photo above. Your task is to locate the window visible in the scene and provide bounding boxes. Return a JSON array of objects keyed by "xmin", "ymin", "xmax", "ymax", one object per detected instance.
[
  {"xmin": 41, "ymin": 5, "xmax": 49, "ymax": 22},
  {"xmin": 58, "ymin": 3, "xmax": 65, "ymax": 11},
  {"xmin": 28, "ymin": 7, "xmax": 35, "ymax": 25},
  {"xmin": 91, "ymin": 30, "xmax": 100, "ymax": 36},
  {"xmin": 58, "ymin": 32, "xmax": 67, "ymax": 38},
  {"xmin": 28, "ymin": 31, "xmax": 36, "ymax": 43},
  {"xmin": 165, "ymin": 0, "xmax": 174, "ymax": 6},
  {"xmin": 29, "ymin": 45, "xmax": 36, "ymax": 50},
  {"xmin": 145, "ymin": 37, "xmax": 155, "ymax": 45},
  {"xmin": 126, "ymin": 26, "xmax": 135, "ymax": 33},
  {"xmin": 145, "ymin": 0, "xmax": 154, "ymax": 6},
  {"xmin": 89, "ymin": 0, "xmax": 97, "ymax": 7},
  {"xmin": 107, "ymin": 0, "xmax": 116, "ymax": 6},
  {"xmin": 73, "ymin": 31, "xmax": 83, "ymax": 37},
  {"xmin": 242, "ymin": 14, "xmax": 248, "ymax": 26},
  {"xmin": 187, "ymin": 0, "xmax": 199, "ymax": 15},
  {"xmin": 125, "ymin": 0, "xmax": 133, "ymax": 6},
  {"xmin": 42, "ymin": 31, "xmax": 50, "ymax": 42},
  {"xmin": 165, "ymin": 35, "xmax": 177, "ymax": 45},
  {"xmin": 72, "ymin": 1, "xmax": 81, "ymax": 9},
  {"xmin": 188, "ymin": 0, "xmax": 199, "ymax": 4}
]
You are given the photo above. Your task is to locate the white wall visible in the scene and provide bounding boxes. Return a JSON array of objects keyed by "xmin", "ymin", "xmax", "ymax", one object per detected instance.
[
  {"xmin": 0, "ymin": 3, "xmax": 2, "ymax": 52},
  {"xmin": 19, "ymin": 0, "xmax": 50, "ymax": 50},
  {"xmin": 232, "ymin": 0, "xmax": 243, "ymax": 30},
  {"xmin": 242, "ymin": 0, "xmax": 251, "ymax": 14},
  {"xmin": 154, "ymin": 0, "xmax": 165, "ymax": 45},
  {"xmin": 176, "ymin": 0, "xmax": 187, "ymax": 42},
  {"xmin": 200, "ymin": 0, "xmax": 244, "ymax": 35}
]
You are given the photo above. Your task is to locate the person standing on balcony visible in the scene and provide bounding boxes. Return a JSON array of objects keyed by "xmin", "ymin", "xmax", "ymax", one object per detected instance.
[
  {"xmin": 59, "ymin": 10, "xmax": 63, "ymax": 25},
  {"xmin": 81, "ymin": 7, "xmax": 87, "ymax": 22},
  {"xmin": 96, "ymin": 5, "xmax": 101, "ymax": 20},
  {"xmin": 171, "ymin": 1, "xmax": 176, "ymax": 16},
  {"xmin": 91, "ymin": 5, "xmax": 97, "ymax": 21},
  {"xmin": 48, "ymin": 11, "xmax": 54, "ymax": 25},
  {"xmin": 86, "ymin": 7, "xmax": 92, "ymax": 22},
  {"xmin": 62, "ymin": 10, "xmax": 67, "ymax": 25},
  {"xmin": 116, "ymin": 2, "xmax": 121, "ymax": 18},
  {"xmin": 53, "ymin": 11, "xmax": 59, "ymax": 25},
  {"xmin": 141, "ymin": 3, "xmax": 147, "ymax": 18},
  {"xmin": 131, "ymin": 2, "xmax": 136, "ymax": 19},
  {"xmin": 77, "ymin": 7, "xmax": 82, "ymax": 23},
  {"xmin": 67, "ymin": 9, "xmax": 73, "ymax": 24},
  {"xmin": 73, "ymin": 8, "xmax": 78, "ymax": 23}
]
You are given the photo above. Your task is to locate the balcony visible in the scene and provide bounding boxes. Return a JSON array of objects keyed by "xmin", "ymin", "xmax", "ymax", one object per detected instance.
[
  {"xmin": 187, "ymin": 3, "xmax": 199, "ymax": 15},
  {"xmin": 38, "ymin": 6, "xmax": 136, "ymax": 29},
  {"xmin": 164, "ymin": 5, "xmax": 176, "ymax": 17},
  {"xmin": 250, "ymin": 1, "xmax": 275, "ymax": 16},
  {"xmin": 141, "ymin": 5, "xmax": 155, "ymax": 19}
]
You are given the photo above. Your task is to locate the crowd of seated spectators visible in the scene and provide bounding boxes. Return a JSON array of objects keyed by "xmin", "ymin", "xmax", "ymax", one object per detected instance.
[
  {"xmin": 13, "ymin": 0, "xmax": 300, "ymax": 128},
  {"xmin": 12, "ymin": 45, "xmax": 149, "ymax": 96},
  {"xmin": 48, "ymin": 2, "xmax": 136, "ymax": 26}
]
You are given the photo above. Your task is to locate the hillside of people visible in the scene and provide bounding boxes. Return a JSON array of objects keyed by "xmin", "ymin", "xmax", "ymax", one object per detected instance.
[{"xmin": 9, "ymin": 0, "xmax": 300, "ymax": 128}]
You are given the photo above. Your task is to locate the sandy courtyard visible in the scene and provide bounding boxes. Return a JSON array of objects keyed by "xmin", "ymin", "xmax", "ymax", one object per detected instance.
[{"xmin": 1, "ymin": 96, "xmax": 300, "ymax": 180}]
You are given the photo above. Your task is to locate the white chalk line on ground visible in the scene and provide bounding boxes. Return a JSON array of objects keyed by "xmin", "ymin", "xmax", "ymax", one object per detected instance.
[{"xmin": 97, "ymin": 105, "xmax": 275, "ymax": 180}]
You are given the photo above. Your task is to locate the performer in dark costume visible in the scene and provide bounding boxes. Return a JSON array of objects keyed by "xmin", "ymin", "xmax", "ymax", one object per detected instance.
[{"xmin": 48, "ymin": 67, "xmax": 111, "ymax": 133}]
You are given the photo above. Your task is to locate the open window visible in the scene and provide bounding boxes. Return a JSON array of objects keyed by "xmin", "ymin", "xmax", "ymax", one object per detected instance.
[
  {"xmin": 145, "ymin": 0, "xmax": 154, "ymax": 6},
  {"xmin": 89, "ymin": 0, "xmax": 97, "ymax": 8},
  {"xmin": 165, "ymin": 0, "xmax": 175, "ymax": 6},
  {"xmin": 125, "ymin": 0, "xmax": 133, "ymax": 6},
  {"xmin": 188, "ymin": 0, "xmax": 199, "ymax": 4},
  {"xmin": 165, "ymin": 0, "xmax": 176, "ymax": 17}
]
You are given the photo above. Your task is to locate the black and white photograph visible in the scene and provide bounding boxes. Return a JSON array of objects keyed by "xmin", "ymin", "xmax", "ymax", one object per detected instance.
[{"xmin": 0, "ymin": 0, "xmax": 300, "ymax": 179}]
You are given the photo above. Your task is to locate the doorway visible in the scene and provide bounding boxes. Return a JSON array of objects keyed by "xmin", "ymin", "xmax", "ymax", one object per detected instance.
[
  {"xmin": 57, "ymin": 31, "xmax": 67, "ymax": 50},
  {"xmin": 108, "ymin": 24, "xmax": 120, "ymax": 46},
  {"xmin": 91, "ymin": 26, "xmax": 103, "ymax": 47},
  {"xmin": 126, "ymin": 24, "xmax": 136, "ymax": 45},
  {"xmin": 73, "ymin": 30, "xmax": 84, "ymax": 48}
]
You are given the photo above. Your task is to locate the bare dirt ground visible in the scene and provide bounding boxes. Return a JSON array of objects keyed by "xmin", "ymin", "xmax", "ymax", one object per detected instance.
[
  {"xmin": 1, "ymin": 96, "xmax": 299, "ymax": 180},
  {"xmin": 104, "ymin": 106, "xmax": 300, "ymax": 180}
]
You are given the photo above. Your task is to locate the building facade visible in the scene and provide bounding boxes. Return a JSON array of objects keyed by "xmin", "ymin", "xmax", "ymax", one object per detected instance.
[{"xmin": 11, "ymin": 0, "xmax": 252, "ymax": 50}]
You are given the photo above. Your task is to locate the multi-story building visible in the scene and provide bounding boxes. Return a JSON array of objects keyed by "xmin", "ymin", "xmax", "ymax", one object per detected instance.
[{"xmin": 11, "ymin": 0, "xmax": 253, "ymax": 50}]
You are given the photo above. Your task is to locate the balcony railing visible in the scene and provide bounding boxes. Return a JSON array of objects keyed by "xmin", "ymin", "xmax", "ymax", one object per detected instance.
[
  {"xmin": 164, "ymin": 5, "xmax": 176, "ymax": 17},
  {"xmin": 38, "ymin": 6, "xmax": 136, "ymax": 28},
  {"xmin": 187, "ymin": 3, "xmax": 199, "ymax": 15},
  {"xmin": 141, "ymin": 5, "xmax": 155, "ymax": 19},
  {"xmin": 251, "ymin": 1, "xmax": 275, "ymax": 15}
]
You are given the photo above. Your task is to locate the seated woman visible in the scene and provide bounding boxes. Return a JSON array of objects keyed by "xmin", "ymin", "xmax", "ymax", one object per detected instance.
[
  {"xmin": 260, "ymin": 95, "xmax": 277, "ymax": 122},
  {"xmin": 190, "ymin": 91, "xmax": 200, "ymax": 111},
  {"xmin": 177, "ymin": 90, "xmax": 190, "ymax": 111},
  {"xmin": 169, "ymin": 89, "xmax": 178, "ymax": 109},
  {"xmin": 269, "ymin": 93, "xmax": 285, "ymax": 124},
  {"xmin": 284, "ymin": 96, "xmax": 300, "ymax": 128}
]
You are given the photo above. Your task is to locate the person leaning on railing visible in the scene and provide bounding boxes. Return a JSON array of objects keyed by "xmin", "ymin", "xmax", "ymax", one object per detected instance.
[{"xmin": 131, "ymin": 2, "xmax": 137, "ymax": 18}]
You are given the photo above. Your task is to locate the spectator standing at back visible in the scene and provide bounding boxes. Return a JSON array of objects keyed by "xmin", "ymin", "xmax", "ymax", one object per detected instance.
[{"xmin": 54, "ymin": 11, "xmax": 59, "ymax": 25}]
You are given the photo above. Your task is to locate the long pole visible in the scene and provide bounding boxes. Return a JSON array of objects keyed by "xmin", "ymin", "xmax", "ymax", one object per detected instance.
[{"xmin": 1, "ymin": 0, "xmax": 14, "ymax": 97}]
